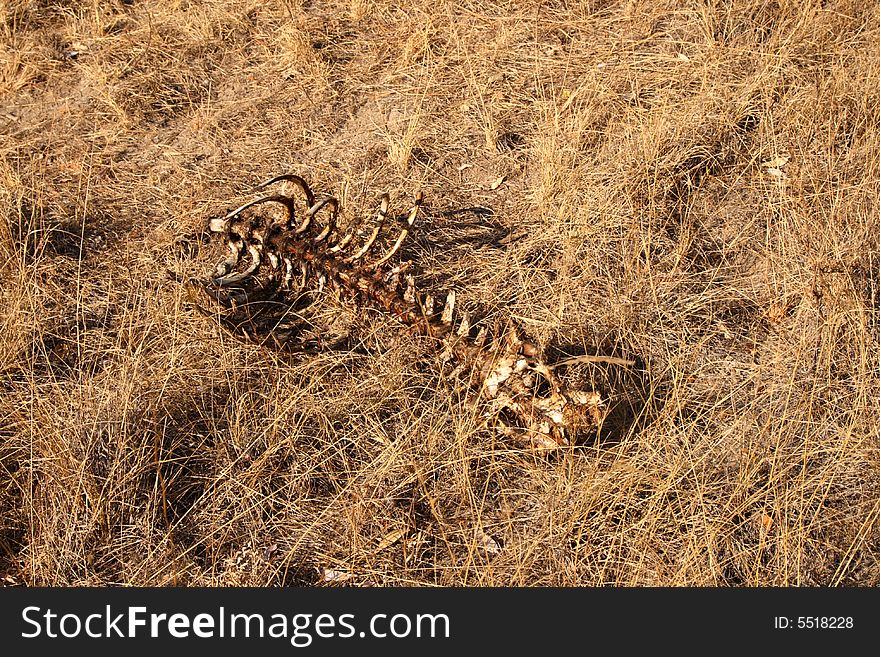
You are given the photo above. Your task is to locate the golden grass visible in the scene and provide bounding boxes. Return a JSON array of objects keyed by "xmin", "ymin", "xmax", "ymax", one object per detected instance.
[{"xmin": 1, "ymin": 0, "xmax": 879, "ymax": 586}]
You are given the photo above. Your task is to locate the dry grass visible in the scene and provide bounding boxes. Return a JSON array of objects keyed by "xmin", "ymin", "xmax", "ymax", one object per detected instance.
[{"xmin": 1, "ymin": 0, "xmax": 879, "ymax": 586}]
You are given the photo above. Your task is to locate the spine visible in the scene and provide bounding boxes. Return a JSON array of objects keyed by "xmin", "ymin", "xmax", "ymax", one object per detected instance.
[{"xmin": 188, "ymin": 174, "xmax": 604, "ymax": 449}]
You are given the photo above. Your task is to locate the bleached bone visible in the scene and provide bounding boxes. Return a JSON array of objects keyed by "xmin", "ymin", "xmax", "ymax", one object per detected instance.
[
  {"xmin": 329, "ymin": 230, "xmax": 355, "ymax": 253},
  {"xmin": 254, "ymin": 173, "xmax": 316, "ymax": 210},
  {"xmin": 209, "ymin": 216, "xmax": 230, "ymax": 233},
  {"xmin": 347, "ymin": 194, "xmax": 389, "ymax": 261},
  {"xmin": 293, "ymin": 211, "xmax": 312, "ymax": 235},
  {"xmin": 214, "ymin": 237, "xmax": 244, "ymax": 277},
  {"xmin": 216, "ymin": 194, "xmax": 297, "ymax": 235},
  {"xmin": 474, "ymin": 326, "xmax": 488, "ymax": 347},
  {"xmin": 282, "ymin": 256, "xmax": 294, "ymax": 288},
  {"xmin": 383, "ymin": 265, "xmax": 402, "ymax": 288},
  {"xmin": 370, "ymin": 192, "xmax": 421, "ymax": 269},
  {"xmin": 299, "ymin": 261, "xmax": 308, "ymax": 288},
  {"xmin": 441, "ymin": 290, "xmax": 455, "ymax": 325},
  {"xmin": 214, "ymin": 243, "xmax": 262, "ymax": 286},
  {"xmin": 403, "ymin": 275, "xmax": 416, "ymax": 304},
  {"xmin": 328, "ymin": 203, "xmax": 365, "ymax": 254},
  {"xmin": 308, "ymin": 197, "xmax": 339, "ymax": 243}
]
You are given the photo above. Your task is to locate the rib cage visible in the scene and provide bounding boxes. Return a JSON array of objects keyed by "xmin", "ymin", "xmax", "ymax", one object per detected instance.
[{"xmin": 184, "ymin": 173, "xmax": 605, "ymax": 449}]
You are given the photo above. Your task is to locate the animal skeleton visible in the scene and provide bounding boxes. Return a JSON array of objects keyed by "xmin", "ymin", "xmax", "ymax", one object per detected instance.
[{"xmin": 182, "ymin": 174, "xmax": 606, "ymax": 449}]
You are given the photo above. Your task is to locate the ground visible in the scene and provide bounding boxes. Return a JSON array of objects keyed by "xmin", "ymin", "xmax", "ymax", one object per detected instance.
[{"xmin": 1, "ymin": 0, "xmax": 879, "ymax": 586}]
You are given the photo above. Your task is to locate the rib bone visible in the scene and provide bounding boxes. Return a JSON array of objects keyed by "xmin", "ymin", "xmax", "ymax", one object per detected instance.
[
  {"xmin": 213, "ymin": 243, "xmax": 262, "ymax": 286},
  {"xmin": 255, "ymin": 173, "xmax": 316, "ymax": 210},
  {"xmin": 370, "ymin": 192, "xmax": 421, "ymax": 269},
  {"xmin": 347, "ymin": 194, "xmax": 389, "ymax": 261},
  {"xmin": 308, "ymin": 197, "xmax": 339, "ymax": 243}
]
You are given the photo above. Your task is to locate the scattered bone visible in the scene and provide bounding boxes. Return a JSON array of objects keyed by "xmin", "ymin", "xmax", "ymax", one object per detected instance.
[
  {"xmin": 209, "ymin": 216, "xmax": 229, "ymax": 233},
  {"xmin": 213, "ymin": 239, "xmax": 242, "ymax": 278}
]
